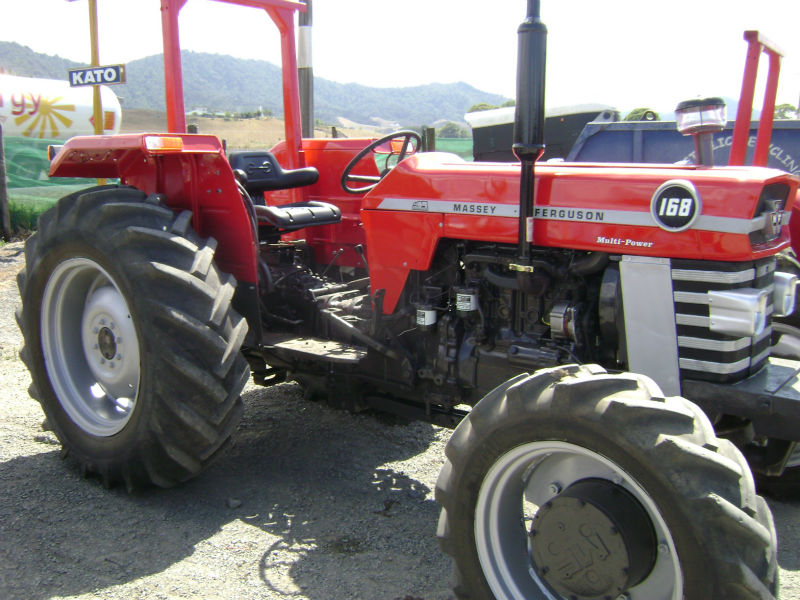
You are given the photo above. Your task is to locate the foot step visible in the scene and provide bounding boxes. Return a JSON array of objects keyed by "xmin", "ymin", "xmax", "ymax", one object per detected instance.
[{"xmin": 262, "ymin": 334, "xmax": 367, "ymax": 364}]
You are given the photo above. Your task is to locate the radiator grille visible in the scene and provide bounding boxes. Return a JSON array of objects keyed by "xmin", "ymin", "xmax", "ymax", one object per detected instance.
[{"xmin": 672, "ymin": 257, "xmax": 775, "ymax": 383}]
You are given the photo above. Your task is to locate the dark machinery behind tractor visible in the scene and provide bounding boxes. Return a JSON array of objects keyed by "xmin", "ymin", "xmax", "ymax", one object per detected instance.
[{"xmin": 15, "ymin": 1, "xmax": 796, "ymax": 598}]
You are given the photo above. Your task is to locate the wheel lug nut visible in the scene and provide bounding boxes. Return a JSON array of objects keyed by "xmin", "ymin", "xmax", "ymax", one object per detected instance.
[
  {"xmin": 110, "ymin": 322, "xmax": 115, "ymax": 329},
  {"xmin": 93, "ymin": 327, "xmax": 99, "ymax": 334},
  {"xmin": 100, "ymin": 319, "xmax": 106, "ymax": 325},
  {"xmin": 658, "ymin": 543, "xmax": 669, "ymax": 555},
  {"xmin": 548, "ymin": 483, "xmax": 562, "ymax": 495},
  {"xmin": 100, "ymin": 358, "xmax": 106, "ymax": 364}
]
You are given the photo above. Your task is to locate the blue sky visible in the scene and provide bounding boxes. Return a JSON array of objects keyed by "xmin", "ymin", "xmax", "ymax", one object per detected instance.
[{"xmin": 1, "ymin": 0, "xmax": 799, "ymax": 114}]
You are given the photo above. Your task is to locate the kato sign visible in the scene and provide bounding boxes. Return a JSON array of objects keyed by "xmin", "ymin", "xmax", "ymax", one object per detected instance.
[{"xmin": 68, "ymin": 65, "xmax": 126, "ymax": 87}]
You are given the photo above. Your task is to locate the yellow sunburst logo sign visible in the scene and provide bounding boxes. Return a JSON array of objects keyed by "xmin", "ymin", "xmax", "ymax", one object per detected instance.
[{"xmin": 13, "ymin": 95, "xmax": 75, "ymax": 139}]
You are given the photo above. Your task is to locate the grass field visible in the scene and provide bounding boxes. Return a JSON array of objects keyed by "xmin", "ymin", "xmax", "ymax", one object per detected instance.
[{"xmin": 122, "ymin": 109, "xmax": 379, "ymax": 150}]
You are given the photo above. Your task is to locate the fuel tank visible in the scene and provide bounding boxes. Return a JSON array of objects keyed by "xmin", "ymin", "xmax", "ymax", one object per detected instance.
[{"xmin": 0, "ymin": 73, "xmax": 121, "ymax": 139}]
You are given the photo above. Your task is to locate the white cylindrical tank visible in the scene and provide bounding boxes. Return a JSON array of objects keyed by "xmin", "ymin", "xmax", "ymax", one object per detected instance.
[{"xmin": 0, "ymin": 73, "xmax": 122, "ymax": 139}]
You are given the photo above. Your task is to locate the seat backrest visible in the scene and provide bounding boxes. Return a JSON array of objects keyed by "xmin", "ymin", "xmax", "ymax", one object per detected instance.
[{"xmin": 228, "ymin": 150, "xmax": 319, "ymax": 196}]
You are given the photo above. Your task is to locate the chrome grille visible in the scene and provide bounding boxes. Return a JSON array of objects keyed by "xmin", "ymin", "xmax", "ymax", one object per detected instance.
[{"xmin": 672, "ymin": 258, "xmax": 775, "ymax": 383}]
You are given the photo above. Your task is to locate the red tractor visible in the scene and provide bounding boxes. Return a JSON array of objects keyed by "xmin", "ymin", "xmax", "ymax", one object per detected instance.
[{"xmin": 16, "ymin": 1, "xmax": 793, "ymax": 598}]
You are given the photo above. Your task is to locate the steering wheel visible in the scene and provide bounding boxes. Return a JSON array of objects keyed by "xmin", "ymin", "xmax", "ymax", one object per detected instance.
[{"xmin": 340, "ymin": 130, "xmax": 422, "ymax": 194}]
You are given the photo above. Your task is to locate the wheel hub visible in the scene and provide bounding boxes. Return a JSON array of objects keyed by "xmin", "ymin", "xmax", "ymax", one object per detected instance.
[
  {"xmin": 80, "ymin": 285, "xmax": 138, "ymax": 395},
  {"xmin": 97, "ymin": 326, "xmax": 117, "ymax": 360},
  {"xmin": 41, "ymin": 259, "xmax": 141, "ymax": 437},
  {"xmin": 530, "ymin": 478, "xmax": 657, "ymax": 600}
]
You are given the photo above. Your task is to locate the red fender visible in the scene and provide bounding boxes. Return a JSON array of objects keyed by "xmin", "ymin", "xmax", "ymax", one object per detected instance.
[{"xmin": 49, "ymin": 133, "xmax": 258, "ymax": 285}]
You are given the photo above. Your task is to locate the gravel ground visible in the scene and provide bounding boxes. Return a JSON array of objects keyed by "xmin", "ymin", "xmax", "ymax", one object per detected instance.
[{"xmin": 1, "ymin": 239, "xmax": 799, "ymax": 599}]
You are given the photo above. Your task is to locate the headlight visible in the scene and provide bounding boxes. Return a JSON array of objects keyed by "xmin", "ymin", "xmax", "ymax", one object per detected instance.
[
  {"xmin": 773, "ymin": 272, "xmax": 798, "ymax": 317},
  {"xmin": 708, "ymin": 288, "xmax": 768, "ymax": 337},
  {"xmin": 675, "ymin": 97, "xmax": 727, "ymax": 136}
]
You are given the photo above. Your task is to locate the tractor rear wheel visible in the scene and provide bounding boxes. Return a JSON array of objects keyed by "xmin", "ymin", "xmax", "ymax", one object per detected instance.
[
  {"xmin": 436, "ymin": 364, "xmax": 778, "ymax": 600},
  {"xmin": 17, "ymin": 185, "xmax": 249, "ymax": 489}
]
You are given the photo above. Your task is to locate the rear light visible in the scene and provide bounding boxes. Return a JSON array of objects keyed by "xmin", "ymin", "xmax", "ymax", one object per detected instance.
[{"xmin": 144, "ymin": 136, "xmax": 185, "ymax": 152}]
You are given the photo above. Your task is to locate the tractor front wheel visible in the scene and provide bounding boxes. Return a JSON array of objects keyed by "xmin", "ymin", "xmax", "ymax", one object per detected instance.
[
  {"xmin": 436, "ymin": 364, "xmax": 778, "ymax": 600},
  {"xmin": 17, "ymin": 186, "xmax": 250, "ymax": 489}
]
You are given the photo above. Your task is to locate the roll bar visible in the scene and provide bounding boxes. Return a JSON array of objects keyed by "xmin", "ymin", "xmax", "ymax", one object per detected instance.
[{"xmin": 159, "ymin": 0, "xmax": 307, "ymax": 170}]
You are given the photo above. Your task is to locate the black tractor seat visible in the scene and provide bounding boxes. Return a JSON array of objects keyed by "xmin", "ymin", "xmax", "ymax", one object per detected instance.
[
  {"xmin": 228, "ymin": 150, "xmax": 319, "ymax": 196},
  {"xmin": 254, "ymin": 201, "xmax": 341, "ymax": 233},
  {"xmin": 229, "ymin": 150, "xmax": 337, "ymax": 236}
]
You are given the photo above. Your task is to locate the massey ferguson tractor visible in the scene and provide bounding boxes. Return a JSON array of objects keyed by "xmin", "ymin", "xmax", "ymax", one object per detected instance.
[{"xmin": 15, "ymin": 0, "xmax": 798, "ymax": 598}]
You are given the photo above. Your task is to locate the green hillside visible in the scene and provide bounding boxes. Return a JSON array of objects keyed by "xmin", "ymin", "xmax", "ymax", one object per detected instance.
[{"xmin": 0, "ymin": 42, "xmax": 510, "ymax": 126}]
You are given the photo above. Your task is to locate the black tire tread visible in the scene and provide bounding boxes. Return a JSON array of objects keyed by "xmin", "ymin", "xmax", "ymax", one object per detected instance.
[
  {"xmin": 17, "ymin": 185, "xmax": 250, "ymax": 489},
  {"xmin": 435, "ymin": 363, "xmax": 777, "ymax": 599}
]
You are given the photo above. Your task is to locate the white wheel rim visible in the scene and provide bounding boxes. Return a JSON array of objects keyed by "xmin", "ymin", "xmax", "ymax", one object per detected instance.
[
  {"xmin": 474, "ymin": 441, "xmax": 682, "ymax": 600},
  {"xmin": 41, "ymin": 258, "xmax": 141, "ymax": 436}
]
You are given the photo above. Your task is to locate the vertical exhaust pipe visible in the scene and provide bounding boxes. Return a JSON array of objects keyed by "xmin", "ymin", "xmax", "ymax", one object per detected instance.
[
  {"xmin": 512, "ymin": 0, "xmax": 547, "ymax": 264},
  {"xmin": 298, "ymin": 0, "xmax": 314, "ymax": 138}
]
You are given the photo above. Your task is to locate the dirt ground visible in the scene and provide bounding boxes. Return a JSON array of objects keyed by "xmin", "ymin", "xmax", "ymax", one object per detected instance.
[
  {"xmin": 0, "ymin": 241, "xmax": 454, "ymax": 600},
  {"xmin": 1, "ymin": 239, "xmax": 799, "ymax": 599}
]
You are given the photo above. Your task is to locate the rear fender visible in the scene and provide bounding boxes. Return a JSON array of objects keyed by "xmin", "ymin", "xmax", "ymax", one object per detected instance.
[{"xmin": 49, "ymin": 133, "xmax": 259, "ymax": 286}]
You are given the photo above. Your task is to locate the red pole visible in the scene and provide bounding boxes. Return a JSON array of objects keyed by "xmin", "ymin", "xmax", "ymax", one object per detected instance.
[
  {"xmin": 265, "ymin": 7, "xmax": 304, "ymax": 169},
  {"xmin": 754, "ymin": 51, "xmax": 781, "ymax": 166},
  {"xmin": 161, "ymin": 0, "xmax": 188, "ymax": 133},
  {"xmin": 729, "ymin": 32, "xmax": 760, "ymax": 166},
  {"xmin": 729, "ymin": 31, "xmax": 783, "ymax": 167},
  {"xmin": 158, "ymin": 0, "xmax": 305, "ymax": 153}
]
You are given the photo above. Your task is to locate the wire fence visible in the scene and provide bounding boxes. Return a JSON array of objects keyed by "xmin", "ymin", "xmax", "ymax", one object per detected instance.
[
  {"xmin": 434, "ymin": 137, "xmax": 473, "ymax": 160},
  {"xmin": 3, "ymin": 136, "xmax": 93, "ymax": 235}
]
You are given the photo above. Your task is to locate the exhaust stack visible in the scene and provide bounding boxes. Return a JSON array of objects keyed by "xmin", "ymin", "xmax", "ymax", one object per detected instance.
[
  {"xmin": 298, "ymin": 0, "xmax": 314, "ymax": 138},
  {"xmin": 512, "ymin": 0, "xmax": 547, "ymax": 264}
]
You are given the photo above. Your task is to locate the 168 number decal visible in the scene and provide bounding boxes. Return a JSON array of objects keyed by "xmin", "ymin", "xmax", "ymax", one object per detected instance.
[{"xmin": 651, "ymin": 181, "xmax": 700, "ymax": 231}]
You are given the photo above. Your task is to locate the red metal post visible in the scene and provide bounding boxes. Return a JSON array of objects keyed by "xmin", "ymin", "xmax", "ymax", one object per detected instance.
[
  {"xmin": 161, "ymin": 0, "xmax": 188, "ymax": 133},
  {"xmin": 216, "ymin": 0, "xmax": 304, "ymax": 11},
  {"xmin": 265, "ymin": 6, "xmax": 304, "ymax": 170},
  {"xmin": 730, "ymin": 33, "xmax": 761, "ymax": 166},
  {"xmin": 159, "ymin": 0, "xmax": 306, "ymax": 177},
  {"xmin": 754, "ymin": 51, "xmax": 781, "ymax": 166},
  {"xmin": 265, "ymin": 3, "xmax": 307, "ymax": 203},
  {"xmin": 729, "ymin": 31, "xmax": 783, "ymax": 167}
]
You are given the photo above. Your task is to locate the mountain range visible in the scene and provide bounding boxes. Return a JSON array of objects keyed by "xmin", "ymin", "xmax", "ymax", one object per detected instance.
[{"xmin": 0, "ymin": 41, "xmax": 511, "ymax": 127}]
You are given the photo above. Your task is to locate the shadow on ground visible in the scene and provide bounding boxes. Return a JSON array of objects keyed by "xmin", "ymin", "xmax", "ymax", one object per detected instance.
[
  {"xmin": 0, "ymin": 383, "xmax": 452, "ymax": 600},
  {"xmin": 770, "ymin": 498, "xmax": 800, "ymax": 572}
]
